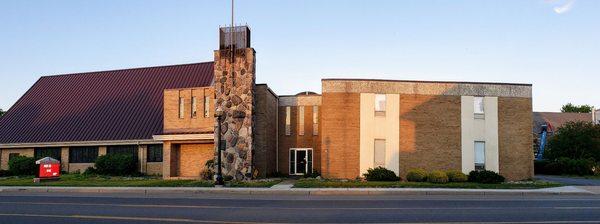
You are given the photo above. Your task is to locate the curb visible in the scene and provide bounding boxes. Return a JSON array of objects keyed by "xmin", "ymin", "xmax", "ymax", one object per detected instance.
[{"xmin": 0, "ymin": 186, "xmax": 594, "ymax": 196}]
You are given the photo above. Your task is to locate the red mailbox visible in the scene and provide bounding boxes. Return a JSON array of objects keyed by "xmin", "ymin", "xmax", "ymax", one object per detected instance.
[{"xmin": 36, "ymin": 157, "xmax": 61, "ymax": 179}]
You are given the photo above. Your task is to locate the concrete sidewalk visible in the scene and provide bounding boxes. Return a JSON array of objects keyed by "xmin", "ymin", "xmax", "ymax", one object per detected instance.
[{"xmin": 0, "ymin": 186, "xmax": 594, "ymax": 196}]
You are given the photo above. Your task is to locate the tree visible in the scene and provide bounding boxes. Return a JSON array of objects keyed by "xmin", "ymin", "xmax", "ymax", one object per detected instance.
[
  {"xmin": 0, "ymin": 109, "xmax": 4, "ymax": 117},
  {"xmin": 545, "ymin": 121, "xmax": 600, "ymax": 162},
  {"xmin": 561, "ymin": 103, "xmax": 593, "ymax": 113}
]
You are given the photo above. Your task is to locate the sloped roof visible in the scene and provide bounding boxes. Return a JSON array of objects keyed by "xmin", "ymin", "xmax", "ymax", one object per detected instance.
[
  {"xmin": 0, "ymin": 62, "xmax": 214, "ymax": 144},
  {"xmin": 533, "ymin": 112, "xmax": 592, "ymax": 133}
]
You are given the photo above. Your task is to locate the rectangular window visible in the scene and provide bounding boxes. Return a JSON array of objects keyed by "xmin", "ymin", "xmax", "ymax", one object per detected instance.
[
  {"xmin": 34, "ymin": 147, "xmax": 62, "ymax": 161},
  {"xmin": 374, "ymin": 139, "xmax": 386, "ymax": 167},
  {"xmin": 179, "ymin": 97, "xmax": 185, "ymax": 119},
  {"xmin": 298, "ymin": 106, "xmax": 305, "ymax": 136},
  {"xmin": 474, "ymin": 141, "xmax": 486, "ymax": 170},
  {"xmin": 375, "ymin": 94, "xmax": 386, "ymax": 116},
  {"xmin": 191, "ymin": 96, "xmax": 197, "ymax": 118},
  {"xmin": 107, "ymin": 145, "xmax": 139, "ymax": 162},
  {"xmin": 69, "ymin": 147, "xmax": 98, "ymax": 163},
  {"xmin": 313, "ymin": 106, "xmax": 319, "ymax": 136},
  {"xmin": 285, "ymin": 106, "xmax": 291, "ymax": 136},
  {"xmin": 147, "ymin": 145, "xmax": 163, "ymax": 162},
  {"xmin": 474, "ymin": 97, "xmax": 484, "ymax": 115},
  {"xmin": 204, "ymin": 96, "xmax": 210, "ymax": 118},
  {"xmin": 289, "ymin": 149, "xmax": 296, "ymax": 174}
]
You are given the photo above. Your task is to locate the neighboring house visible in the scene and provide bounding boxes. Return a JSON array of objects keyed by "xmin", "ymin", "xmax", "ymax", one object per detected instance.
[
  {"xmin": 532, "ymin": 112, "xmax": 595, "ymax": 158},
  {"xmin": 0, "ymin": 26, "xmax": 534, "ymax": 181},
  {"xmin": 595, "ymin": 109, "xmax": 600, "ymax": 124}
]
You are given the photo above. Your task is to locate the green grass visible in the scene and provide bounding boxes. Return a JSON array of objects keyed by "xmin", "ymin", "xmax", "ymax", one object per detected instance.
[
  {"xmin": 0, "ymin": 174, "xmax": 281, "ymax": 188},
  {"xmin": 294, "ymin": 179, "xmax": 562, "ymax": 189}
]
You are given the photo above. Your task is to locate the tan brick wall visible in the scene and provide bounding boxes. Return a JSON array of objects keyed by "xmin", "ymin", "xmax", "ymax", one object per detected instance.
[
  {"xmin": 320, "ymin": 92, "xmax": 360, "ymax": 179},
  {"xmin": 146, "ymin": 162, "xmax": 163, "ymax": 176},
  {"xmin": 254, "ymin": 85, "xmax": 278, "ymax": 177},
  {"xmin": 499, "ymin": 97, "xmax": 534, "ymax": 181},
  {"xmin": 68, "ymin": 163, "xmax": 94, "ymax": 173},
  {"xmin": 164, "ymin": 87, "xmax": 215, "ymax": 133},
  {"xmin": 60, "ymin": 147, "xmax": 69, "ymax": 172},
  {"xmin": 278, "ymin": 104, "xmax": 321, "ymax": 175},
  {"xmin": 177, "ymin": 143, "xmax": 214, "ymax": 178},
  {"xmin": 0, "ymin": 148, "xmax": 34, "ymax": 170},
  {"xmin": 399, "ymin": 94, "xmax": 462, "ymax": 178}
]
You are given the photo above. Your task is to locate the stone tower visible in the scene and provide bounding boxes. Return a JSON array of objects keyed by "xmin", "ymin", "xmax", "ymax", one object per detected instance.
[{"xmin": 214, "ymin": 26, "xmax": 256, "ymax": 180}]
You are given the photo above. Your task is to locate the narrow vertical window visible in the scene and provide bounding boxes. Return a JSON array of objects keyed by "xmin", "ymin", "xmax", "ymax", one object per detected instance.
[
  {"xmin": 191, "ymin": 96, "xmax": 197, "ymax": 118},
  {"xmin": 289, "ymin": 149, "xmax": 296, "ymax": 174},
  {"xmin": 474, "ymin": 141, "xmax": 486, "ymax": 170},
  {"xmin": 474, "ymin": 97, "xmax": 484, "ymax": 115},
  {"xmin": 375, "ymin": 94, "xmax": 386, "ymax": 116},
  {"xmin": 204, "ymin": 96, "xmax": 210, "ymax": 118},
  {"xmin": 179, "ymin": 97, "xmax": 185, "ymax": 119},
  {"xmin": 298, "ymin": 106, "xmax": 305, "ymax": 136},
  {"xmin": 285, "ymin": 106, "xmax": 291, "ymax": 135},
  {"xmin": 312, "ymin": 106, "xmax": 319, "ymax": 136},
  {"xmin": 374, "ymin": 139, "xmax": 386, "ymax": 167}
]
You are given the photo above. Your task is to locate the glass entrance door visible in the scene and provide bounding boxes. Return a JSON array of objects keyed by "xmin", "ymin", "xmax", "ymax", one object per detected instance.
[{"xmin": 289, "ymin": 148, "xmax": 313, "ymax": 175}]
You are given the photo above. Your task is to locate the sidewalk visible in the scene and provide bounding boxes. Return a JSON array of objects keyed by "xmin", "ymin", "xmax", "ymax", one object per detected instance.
[{"xmin": 0, "ymin": 186, "xmax": 594, "ymax": 196}]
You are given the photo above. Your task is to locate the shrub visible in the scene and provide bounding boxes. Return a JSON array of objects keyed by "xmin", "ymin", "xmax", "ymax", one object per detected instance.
[
  {"xmin": 534, "ymin": 160, "xmax": 550, "ymax": 174},
  {"xmin": 304, "ymin": 169, "xmax": 321, "ymax": 178},
  {"xmin": 535, "ymin": 158, "xmax": 595, "ymax": 176},
  {"xmin": 200, "ymin": 169, "xmax": 214, "ymax": 180},
  {"xmin": 0, "ymin": 170, "xmax": 12, "ymax": 177},
  {"xmin": 406, "ymin": 169, "xmax": 428, "ymax": 182},
  {"xmin": 94, "ymin": 154, "xmax": 138, "ymax": 176},
  {"xmin": 427, "ymin": 170, "xmax": 449, "ymax": 183},
  {"xmin": 446, "ymin": 170, "xmax": 468, "ymax": 182},
  {"xmin": 363, "ymin": 166, "xmax": 400, "ymax": 181},
  {"xmin": 468, "ymin": 170, "xmax": 505, "ymax": 184},
  {"xmin": 83, "ymin": 167, "xmax": 97, "ymax": 176},
  {"xmin": 8, "ymin": 156, "xmax": 36, "ymax": 176}
]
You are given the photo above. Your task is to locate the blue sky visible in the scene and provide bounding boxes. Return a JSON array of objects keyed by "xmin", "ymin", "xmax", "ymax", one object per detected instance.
[{"xmin": 1, "ymin": 0, "xmax": 598, "ymax": 112}]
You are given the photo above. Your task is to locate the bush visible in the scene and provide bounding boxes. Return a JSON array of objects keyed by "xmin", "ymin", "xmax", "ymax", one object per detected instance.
[
  {"xmin": 427, "ymin": 170, "xmax": 449, "ymax": 183},
  {"xmin": 8, "ymin": 156, "xmax": 36, "ymax": 176},
  {"xmin": 304, "ymin": 169, "xmax": 321, "ymax": 178},
  {"xmin": 94, "ymin": 154, "xmax": 138, "ymax": 176},
  {"xmin": 468, "ymin": 170, "xmax": 505, "ymax": 184},
  {"xmin": 363, "ymin": 166, "xmax": 400, "ymax": 181},
  {"xmin": 200, "ymin": 169, "xmax": 214, "ymax": 180},
  {"xmin": 446, "ymin": 170, "xmax": 468, "ymax": 182},
  {"xmin": 535, "ymin": 158, "xmax": 595, "ymax": 176},
  {"xmin": 0, "ymin": 170, "xmax": 13, "ymax": 177},
  {"xmin": 83, "ymin": 167, "xmax": 97, "ymax": 176},
  {"xmin": 545, "ymin": 121, "xmax": 600, "ymax": 162},
  {"xmin": 406, "ymin": 169, "xmax": 428, "ymax": 182}
]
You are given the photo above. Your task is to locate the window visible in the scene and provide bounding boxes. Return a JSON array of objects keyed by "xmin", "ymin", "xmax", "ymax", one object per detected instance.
[
  {"xmin": 298, "ymin": 106, "xmax": 305, "ymax": 136},
  {"xmin": 8, "ymin": 153, "xmax": 20, "ymax": 162},
  {"xmin": 107, "ymin": 145, "xmax": 139, "ymax": 162},
  {"xmin": 179, "ymin": 97, "xmax": 185, "ymax": 119},
  {"xmin": 289, "ymin": 149, "xmax": 296, "ymax": 174},
  {"xmin": 375, "ymin": 94, "xmax": 386, "ymax": 116},
  {"xmin": 374, "ymin": 139, "xmax": 386, "ymax": 167},
  {"xmin": 34, "ymin": 147, "xmax": 62, "ymax": 161},
  {"xmin": 191, "ymin": 96, "xmax": 197, "ymax": 118},
  {"xmin": 285, "ymin": 106, "xmax": 291, "ymax": 136},
  {"xmin": 204, "ymin": 96, "xmax": 210, "ymax": 118},
  {"xmin": 474, "ymin": 141, "xmax": 486, "ymax": 170},
  {"xmin": 69, "ymin": 147, "xmax": 98, "ymax": 163},
  {"xmin": 313, "ymin": 106, "xmax": 319, "ymax": 136},
  {"xmin": 474, "ymin": 97, "xmax": 484, "ymax": 115},
  {"xmin": 147, "ymin": 145, "xmax": 163, "ymax": 162}
]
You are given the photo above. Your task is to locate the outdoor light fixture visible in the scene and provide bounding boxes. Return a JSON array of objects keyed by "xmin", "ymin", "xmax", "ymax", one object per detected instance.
[{"xmin": 214, "ymin": 108, "xmax": 225, "ymax": 186}]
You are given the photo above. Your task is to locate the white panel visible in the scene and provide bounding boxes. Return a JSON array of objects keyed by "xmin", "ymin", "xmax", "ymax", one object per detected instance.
[
  {"xmin": 484, "ymin": 97, "xmax": 499, "ymax": 172},
  {"xmin": 461, "ymin": 96, "xmax": 475, "ymax": 173},
  {"xmin": 359, "ymin": 93, "xmax": 375, "ymax": 175},
  {"xmin": 385, "ymin": 94, "xmax": 400, "ymax": 174}
]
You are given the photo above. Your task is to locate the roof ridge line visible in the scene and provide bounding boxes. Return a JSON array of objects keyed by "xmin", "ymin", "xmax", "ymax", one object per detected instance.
[{"xmin": 41, "ymin": 61, "xmax": 214, "ymax": 78}]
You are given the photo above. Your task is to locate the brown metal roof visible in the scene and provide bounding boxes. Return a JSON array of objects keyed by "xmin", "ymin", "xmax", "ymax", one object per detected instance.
[
  {"xmin": 0, "ymin": 62, "xmax": 214, "ymax": 144},
  {"xmin": 533, "ymin": 112, "xmax": 593, "ymax": 133}
]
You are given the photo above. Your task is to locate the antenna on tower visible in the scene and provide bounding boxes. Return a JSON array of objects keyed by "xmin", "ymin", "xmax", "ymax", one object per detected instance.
[{"xmin": 230, "ymin": 0, "xmax": 235, "ymax": 83}]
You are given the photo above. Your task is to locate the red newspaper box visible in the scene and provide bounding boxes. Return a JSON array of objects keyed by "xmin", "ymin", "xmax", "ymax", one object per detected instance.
[{"xmin": 36, "ymin": 157, "xmax": 61, "ymax": 179}]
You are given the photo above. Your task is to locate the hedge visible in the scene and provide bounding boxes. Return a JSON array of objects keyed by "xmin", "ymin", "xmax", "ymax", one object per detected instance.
[
  {"xmin": 8, "ymin": 156, "xmax": 36, "ymax": 176},
  {"xmin": 363, "ymin": 167, "xmax": 400, "ymax": 181}
]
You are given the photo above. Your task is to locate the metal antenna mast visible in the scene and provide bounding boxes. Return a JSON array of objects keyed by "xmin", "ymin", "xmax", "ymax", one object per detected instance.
[{"xmin": 230, "ymin": 0, "xmax": 235, "ymax": 83}]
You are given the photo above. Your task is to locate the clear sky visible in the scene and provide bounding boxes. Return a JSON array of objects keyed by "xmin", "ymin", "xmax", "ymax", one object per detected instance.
[{"xmin": 1, "ymin": 0, "xmax": 598, "ymax": 112}]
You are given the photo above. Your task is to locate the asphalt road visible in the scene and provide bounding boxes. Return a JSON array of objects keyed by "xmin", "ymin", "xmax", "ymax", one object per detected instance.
[{"xmin": 0, "ymin": 192, "xmax": 599, "ymax": 223}]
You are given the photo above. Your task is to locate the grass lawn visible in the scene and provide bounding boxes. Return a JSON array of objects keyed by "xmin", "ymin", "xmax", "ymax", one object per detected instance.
[
  {"xmin": 0, "ymin": 174, "xmax": 280, "ymax": 188},
  {"xmin": 294, "ymin": 179, "xmax": 562, "ymax": 189}
]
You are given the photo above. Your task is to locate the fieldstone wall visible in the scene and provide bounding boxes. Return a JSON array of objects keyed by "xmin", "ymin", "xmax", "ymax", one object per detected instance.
[{"xmin": 214, "ymin": 48, "xmax": 256, "ymax": 180}]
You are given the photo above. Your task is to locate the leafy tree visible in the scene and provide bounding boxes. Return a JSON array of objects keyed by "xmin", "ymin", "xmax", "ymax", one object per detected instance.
[
  {"xmin": 545, "ymin": 121, "xmax": 600, "ymax": 162},
  {"xmin": 561, "ymin": 103, "xmax": 593, "ymax": 113}
]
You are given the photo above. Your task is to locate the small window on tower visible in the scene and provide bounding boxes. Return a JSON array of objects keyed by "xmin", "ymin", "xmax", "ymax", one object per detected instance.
[
  {"xmin": 474, "ymin": 97, "xmax": 485, "ymax": 116},
  {"xmin": 179, "ymin": 97, "xmax": 185, "ymax": 119},
  {"xmin": 191, "ymin": 96, "xmax": 197, "ymax": 118},
  {"xmin": 204, "ymin": 96, "xmax": 210, "ymax": 118},
  {"xmin": 375, "ymin": 94, "xmax": 386, "ymax": 116},
  {"xmin": 285, "ymin": 106, "xmax": 291, "ymax": 136}
]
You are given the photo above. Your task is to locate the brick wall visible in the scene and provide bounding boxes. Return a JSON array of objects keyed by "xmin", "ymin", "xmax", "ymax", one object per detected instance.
[
  {"xmin": 320, "ymin": 92, "xmax": 360, "ymax": 179},
  {"xmin": 253, "ymin": 85, "xmax": 278, "ymax": 177},
  {"xmin": 499, "ymin": 97, "xmax": 534, "ymax": 180},
  {"xmin": 0, "ymin": 148, "xmax": 34, "ymax": 170},
  {"xmin": 177, "ymin": 143, "xmax": 213, "ymax": 178},
  {"xmin": 399, "ymin": 94, "xmax": 462, "ymax": 178},
  {"xmin": 277, "ymin": 104, "xmax": 321, "ymax": 175},
  {"xmin": 163, "ymin": 87, "xmax": 215, "ymax": 133}
]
